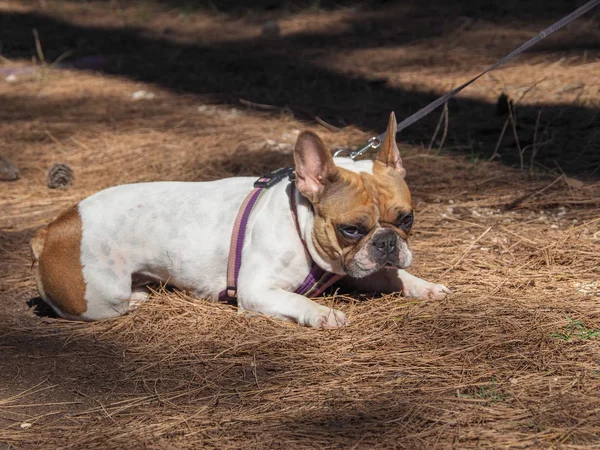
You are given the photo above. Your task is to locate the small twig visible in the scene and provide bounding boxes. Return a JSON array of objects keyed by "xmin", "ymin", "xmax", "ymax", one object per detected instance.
[
  {"xmin": 239, "ymin": 98, "xmax": 283, "ymax": 111},
  {"xmin": 48, "ymin": 49, "xmax": 74, "ymax": 69},
  {"xmin": 437, "ymin": 102, "xmax": 449, "ymax": 154},
  {"xmin": 251, "ymin": 353, "xmax": 260, "ymax": 388},
  {"xmin": 553, "ymin": 160, "xmax": 567, "ymax": 179},
  {"xmin": 43, "ymin": 130, "xmax": 63, "ymax": 148},
  {"xmin": 529, "ymin": 109, "xmax": 543, "ymax": 173},
  {"xmin": 507, "ymin": 100, "xmax": 524, "ymax": 170},
  {"xmin": 442, "ymin": 226, "xmax": 492, "ymax": 275},
  {"xmin": 314, "ymin": 116, "xmax": 340, "ymax": 132},
  {"xmin": 574, "ymin": 84, "xmax": 585, "ymax": 104},
  {"xmin": 489, "ymin": 116, "xmax": 510, "ymax": 161},
  {"xmin": 33, "ymin": 29, "xmax": 45, "ymax": 64},
  {"xmin": 428, "ymin": 105, "xmax": 445, "ymax": 150},
  {"xmin": 514, "ymin": 77, "xmax": 547, "ymax": 105},
  {"xmin": 504, "ymin": 175, "xmax": 563, "ymax": 210},
  {"xmin": 572, "ymin": 216, "xmax": 600, "ymax": 231}
]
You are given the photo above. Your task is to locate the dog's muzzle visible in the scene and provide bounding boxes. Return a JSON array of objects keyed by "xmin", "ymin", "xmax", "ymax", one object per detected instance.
[{"xmin": 370, "ymin": 228, "xmax": 412, "ymax": 269}]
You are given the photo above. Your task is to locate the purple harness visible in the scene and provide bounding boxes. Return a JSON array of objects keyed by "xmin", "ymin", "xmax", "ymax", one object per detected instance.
[{"xmin": 218, "ymin": 168, "xmax": 342, "ymax": 304}]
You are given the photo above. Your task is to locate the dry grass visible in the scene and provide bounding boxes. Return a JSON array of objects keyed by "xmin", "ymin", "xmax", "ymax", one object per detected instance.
[{"xmin": 1, "ymin": 0, "xmax": 600, "ymax": 448}]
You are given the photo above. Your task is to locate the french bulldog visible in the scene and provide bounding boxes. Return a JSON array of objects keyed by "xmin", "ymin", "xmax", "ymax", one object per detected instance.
[{"xmin": 30, "ymin": 113, "xmax": 450, "ymax": 327}]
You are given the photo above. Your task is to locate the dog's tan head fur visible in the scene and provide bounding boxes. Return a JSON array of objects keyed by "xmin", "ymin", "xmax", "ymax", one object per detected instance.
[{"xmin": 294, "ymin": 112, "xmax": 414, "ymax": 278}]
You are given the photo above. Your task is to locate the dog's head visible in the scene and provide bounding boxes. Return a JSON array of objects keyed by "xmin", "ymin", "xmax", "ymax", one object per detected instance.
[{"xmin": 294, "ymin": 112, "xmax": 413, "ymax": 278}]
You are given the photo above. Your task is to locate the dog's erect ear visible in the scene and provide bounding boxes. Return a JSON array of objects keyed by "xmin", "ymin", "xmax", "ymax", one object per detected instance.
[
  {"xmin": 376, "ymin": 112, "xmax": 406, "ymax": 178},
  {"xmin": 293, "ymin": 131, "xmax": 339, "ymax": 203}
]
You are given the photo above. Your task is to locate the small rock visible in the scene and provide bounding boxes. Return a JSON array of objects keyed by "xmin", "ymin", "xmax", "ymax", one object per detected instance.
[
  {"xmin": 0, "ymin": 156, "xmax": 19, "ymax": 181},
  {"xmin": 20, "ymin": 422, "xmax": 32, "ymax": 429},
  {"xmin": 5, "ymin": 74, "xmax": 18, "ymax": 83},
  {"xmin": 261, "ymin": 20, "xmax": 281, "ymax": 38},
  {"xmin": 47, "ymin": 163, "xmax": 74, "ymax": 189},
  {"xmin": 131, "ymin": 90, "xmax": 155, "ymax": 100}
]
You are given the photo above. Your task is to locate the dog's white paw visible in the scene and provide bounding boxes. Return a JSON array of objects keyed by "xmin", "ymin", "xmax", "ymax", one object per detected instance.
[
  {"xmin": 403, "ymin": 280, "xmax": 452, "ymax": 300},
  {"xmin": 313, "ymin": 307, "xmax": 349, "ymax": 328}
]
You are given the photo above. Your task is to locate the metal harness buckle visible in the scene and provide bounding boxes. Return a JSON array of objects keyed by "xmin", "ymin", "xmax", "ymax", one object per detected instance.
[{"xmin": 253, "ymin": 167, "xmax": 296, "ymax": 188}]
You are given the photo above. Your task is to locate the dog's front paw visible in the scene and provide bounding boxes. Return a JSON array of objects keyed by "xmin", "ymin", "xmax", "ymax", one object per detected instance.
[
  {"xmin": 312, "ymin": 307, "xmax": 349, "ymax": 328},
  {"xmin": 403, "ymin": 280, "xmax": 452, "ymax": 300}
]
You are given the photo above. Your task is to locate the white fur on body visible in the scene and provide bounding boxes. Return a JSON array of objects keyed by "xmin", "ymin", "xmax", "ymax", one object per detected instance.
[{"xmin": 73, "ymin": 157, "xmax": 448, "ymax": 326}]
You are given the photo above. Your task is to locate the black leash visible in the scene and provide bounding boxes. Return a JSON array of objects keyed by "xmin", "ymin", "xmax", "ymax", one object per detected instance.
[{"xmin": 336, "ymin": 0, "xmax": 600, "ymax": 158}]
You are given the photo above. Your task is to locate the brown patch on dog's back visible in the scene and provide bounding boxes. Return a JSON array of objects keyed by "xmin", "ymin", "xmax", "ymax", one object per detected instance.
[{"xmin": 35, "ymin": 206, "xmax": 87, "ymax": 317}]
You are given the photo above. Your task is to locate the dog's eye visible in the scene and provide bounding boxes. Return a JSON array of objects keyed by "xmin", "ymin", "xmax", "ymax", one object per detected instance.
[
  {"xmin": 396, "ymin": 213, "xmax": 414, "ymax": 230},
  {"xmin": 338, "ymin": 225, "xmax": 364, "ymax": 240}
]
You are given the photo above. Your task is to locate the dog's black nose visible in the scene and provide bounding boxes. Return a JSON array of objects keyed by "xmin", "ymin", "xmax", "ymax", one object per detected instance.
[{"xmin": 371, "ymin": 230, "xmax": 396, "ymax": 255}]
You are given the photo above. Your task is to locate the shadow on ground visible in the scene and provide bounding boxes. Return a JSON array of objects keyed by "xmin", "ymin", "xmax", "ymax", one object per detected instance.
[{"xmin": 1, "ymin": 1, "xmax": 599, "ymax": 176}]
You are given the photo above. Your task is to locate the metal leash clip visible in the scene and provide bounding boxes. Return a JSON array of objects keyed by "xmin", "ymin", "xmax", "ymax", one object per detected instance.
[{"xmin": 333, "ymin": 135, "xmax": 382, "ymax": 160}]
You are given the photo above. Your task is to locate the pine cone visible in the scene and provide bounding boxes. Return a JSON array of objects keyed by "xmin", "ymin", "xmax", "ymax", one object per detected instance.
[{"xmin": 47, "ymin": 163, "xmax": 74, "ymax": 189}]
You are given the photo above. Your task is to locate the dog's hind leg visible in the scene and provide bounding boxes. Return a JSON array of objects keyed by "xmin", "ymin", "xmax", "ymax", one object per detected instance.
[{"xmin": 30, "ymin": 208, "xmax": 92, "ymax": 321}]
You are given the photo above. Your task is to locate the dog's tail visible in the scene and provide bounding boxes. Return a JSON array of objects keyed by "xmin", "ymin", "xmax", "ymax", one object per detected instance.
[
  {"xmin": 30, "ymin": 228, "xmax": 50, "ymax": 303},
  {"xmin": 30, "ymin": 228, "xmax": 47, "ymax": 264}
]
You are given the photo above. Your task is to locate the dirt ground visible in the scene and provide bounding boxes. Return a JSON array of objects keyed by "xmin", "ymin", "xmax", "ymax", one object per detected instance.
[{"xmin": 1, "ymin": 1, "xmax": 600, "ymax": 448}]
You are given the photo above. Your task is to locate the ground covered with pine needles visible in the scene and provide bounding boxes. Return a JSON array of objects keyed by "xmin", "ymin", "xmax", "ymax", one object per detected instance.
[{"xmin": 1, "ymin": 1, "xmax": 600, "ymax": 448}]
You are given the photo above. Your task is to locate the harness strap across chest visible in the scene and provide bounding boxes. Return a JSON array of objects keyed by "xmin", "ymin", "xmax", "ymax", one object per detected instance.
[{"xmin": 218, "ymin": 167, "xmax": 343, "ymax": 304}]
